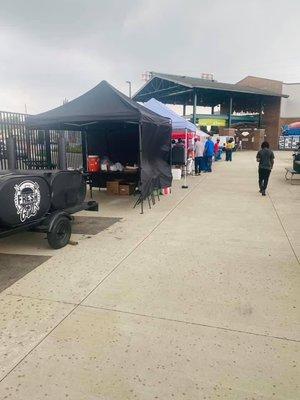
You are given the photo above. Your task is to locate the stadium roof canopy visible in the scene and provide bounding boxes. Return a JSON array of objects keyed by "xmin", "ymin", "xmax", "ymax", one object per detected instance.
[{"xmin": 133, "ymin": 72, "xmax": 288, "ymax": 115}]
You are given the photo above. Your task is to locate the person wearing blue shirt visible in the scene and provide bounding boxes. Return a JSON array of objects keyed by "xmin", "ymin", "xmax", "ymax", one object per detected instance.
[{"xmin": 204, "ymin": 136, "xmax": 214, "ymax": 172}]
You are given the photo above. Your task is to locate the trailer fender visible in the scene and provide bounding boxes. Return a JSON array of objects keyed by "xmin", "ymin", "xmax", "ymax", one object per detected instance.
[{"xmin": 46, "ymin": 211, "xmax": 73, "ymax": 233}]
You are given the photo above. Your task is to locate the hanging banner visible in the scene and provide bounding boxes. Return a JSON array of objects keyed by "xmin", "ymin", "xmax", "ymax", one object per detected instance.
[{"xmin": 197, "ymin": 118, "xmax": 227, "ymax": 127}]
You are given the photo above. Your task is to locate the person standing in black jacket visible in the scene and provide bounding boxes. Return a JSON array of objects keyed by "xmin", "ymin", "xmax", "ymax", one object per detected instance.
[{"xmin": 256, "ymin": 141, "xmax": 275, "ymax": 196}]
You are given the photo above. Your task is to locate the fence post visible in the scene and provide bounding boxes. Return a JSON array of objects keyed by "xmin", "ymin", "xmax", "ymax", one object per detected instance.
[
  {"xmin": 81, "ymin": 130, "xmax": 87, "ymax": 171},
  {"xmin": 7, "ymin": 136, "xmax": 17, "ymax": 170},
  {"xmin": 58, "ymin": 135, "xmax": 67, "ymax": 170},
  {"xmin": 44, "ymin": 130, "xmax": 52, "ymax": 169}
]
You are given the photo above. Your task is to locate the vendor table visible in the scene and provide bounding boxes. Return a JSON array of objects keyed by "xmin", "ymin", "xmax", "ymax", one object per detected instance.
[{"xmin": 88, "ymin": 170, "xmax": 139, "ymax": 196}]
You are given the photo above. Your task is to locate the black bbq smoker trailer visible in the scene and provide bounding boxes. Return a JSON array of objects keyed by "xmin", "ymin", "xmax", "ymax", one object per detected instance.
[{"xmin": 0, "ymin": 136, "xmax": 98, "ymax": 249}]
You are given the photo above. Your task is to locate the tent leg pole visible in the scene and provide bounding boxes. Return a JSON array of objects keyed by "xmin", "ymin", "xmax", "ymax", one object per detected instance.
[
  {"xmin": 182, "ymin": 128, "xmax": 188, "ymax": 189},
  {"xmin": 137, "ymin": 123, "xmax": 145, "ymax": 215},
  {"xmin": 151, "ymin": 192, "xmax": 155, "ymax": 205},
  {"xmin": 192, "ymin": 90, "xmax": 197, "ymax": 125},
  {"xmin": 181, "ymin": 164, "xmax": 188, "ymax": 189},
  {"xmin": 89, "ymin": 180, "xmax": 93, "ymax": 199},
  {"xmin": 133, "ymin": 195, "xmax": 141, "ymax": 209}
]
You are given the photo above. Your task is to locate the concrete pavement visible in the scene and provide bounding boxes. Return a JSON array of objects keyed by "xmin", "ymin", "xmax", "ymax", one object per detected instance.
[{"xmin": 0, "ymin": 151, "xmax": 299, "ymax": 399}]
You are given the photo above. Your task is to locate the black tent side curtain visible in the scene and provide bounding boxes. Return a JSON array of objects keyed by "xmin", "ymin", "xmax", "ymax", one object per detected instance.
[{"xmin": 26, "ymin": 80, "xmax": 173, "ymax": 199}]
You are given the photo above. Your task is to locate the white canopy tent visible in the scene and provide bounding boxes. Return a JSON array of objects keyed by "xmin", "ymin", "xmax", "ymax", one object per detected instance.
[{"xmin": 142, "ymin": 98, "xmax": 208, "ymax": 136}]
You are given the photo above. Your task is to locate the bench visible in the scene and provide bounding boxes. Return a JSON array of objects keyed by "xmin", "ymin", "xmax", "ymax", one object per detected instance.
[{"xmin": 285, "ymin": 168, "xmax": 300, "ymax": 184}]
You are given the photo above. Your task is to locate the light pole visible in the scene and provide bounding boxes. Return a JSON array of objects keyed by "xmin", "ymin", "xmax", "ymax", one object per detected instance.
[{"xmin": 126, "ymin": 81, "xmax": 132, "ymax": 98}]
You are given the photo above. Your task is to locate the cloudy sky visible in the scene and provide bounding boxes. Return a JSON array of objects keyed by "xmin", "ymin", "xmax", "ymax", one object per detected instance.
[{"xmin": 0, "ymin": 0, "xmax": 299, "ymax": 114}]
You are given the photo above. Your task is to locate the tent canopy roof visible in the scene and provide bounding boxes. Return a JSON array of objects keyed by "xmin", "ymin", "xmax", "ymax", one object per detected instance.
[
  {"xmin": 26, "ymin": 80, "xmax": 171, "ymax": 129},
  {"xmin": 142, "ymin": 98, "xmax": 197, "ymax": 132}
]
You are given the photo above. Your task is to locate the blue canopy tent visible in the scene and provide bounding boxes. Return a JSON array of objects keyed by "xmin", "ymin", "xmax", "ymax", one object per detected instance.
[{"xmin": 142, "ymin": 98, "xmax": 197, "ymax": 132}]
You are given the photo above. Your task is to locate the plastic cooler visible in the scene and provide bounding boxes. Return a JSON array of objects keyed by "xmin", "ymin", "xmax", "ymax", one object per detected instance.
[{"xmin": 87, "ymin": 155, "xmax": 100, "ymax": 172}]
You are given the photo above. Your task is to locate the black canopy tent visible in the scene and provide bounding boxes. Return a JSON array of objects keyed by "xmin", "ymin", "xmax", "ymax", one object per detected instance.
[{"xmin": 26, "ymin": 81, "xmax": 172, "ymax": 200}]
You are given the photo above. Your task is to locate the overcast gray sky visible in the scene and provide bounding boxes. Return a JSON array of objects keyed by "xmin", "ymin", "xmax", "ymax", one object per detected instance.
[{"xmin": 0, "ymin": 0, "xmax": 299, "ymax": 114}]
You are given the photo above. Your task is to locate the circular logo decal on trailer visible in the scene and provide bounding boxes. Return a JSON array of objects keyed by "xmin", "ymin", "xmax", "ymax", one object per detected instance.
[{"xmin": 14, "ymin": 180, "xmax": 41, "ymax": 222}]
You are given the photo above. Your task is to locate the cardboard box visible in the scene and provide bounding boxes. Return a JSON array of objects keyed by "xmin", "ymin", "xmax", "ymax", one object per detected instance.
[
  {"xmin": 106, "ymin": 181, "xmax": 120, "ymax": 195},
  {"xmin": 119, "ymin": 183, "xmax": 135, "ymax": 196}
]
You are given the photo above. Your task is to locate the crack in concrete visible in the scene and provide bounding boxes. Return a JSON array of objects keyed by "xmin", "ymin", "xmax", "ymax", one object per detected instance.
[
  {"xmin": 80, "ymin": 304, "xmax": 300, "ymax": 343},
  {"xmin": 267, "ymin": 192, "xmax": 300, "ymax": 265}
]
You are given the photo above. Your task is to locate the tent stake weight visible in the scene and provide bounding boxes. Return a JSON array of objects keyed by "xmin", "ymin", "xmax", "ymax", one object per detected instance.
[{"xmin": 182, "ymin": 165, "xmax": 188, "ymax": 189}]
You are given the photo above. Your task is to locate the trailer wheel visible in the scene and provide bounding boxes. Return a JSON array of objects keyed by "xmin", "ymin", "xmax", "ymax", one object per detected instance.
[{"xmin": 47, "ymin": 216, "xmax": 71, "ymax": 249}]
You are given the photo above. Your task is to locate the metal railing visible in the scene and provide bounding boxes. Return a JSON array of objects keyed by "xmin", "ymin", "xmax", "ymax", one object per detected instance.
[{"xmin": 0, "ymin": 111, "xmax": 82, "ymax": 170}]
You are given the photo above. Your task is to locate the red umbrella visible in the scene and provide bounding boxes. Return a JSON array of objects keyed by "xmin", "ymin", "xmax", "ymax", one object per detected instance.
[{"xmin": 288, "ymin": 122, "xmax": 300, "ymax": 129}]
